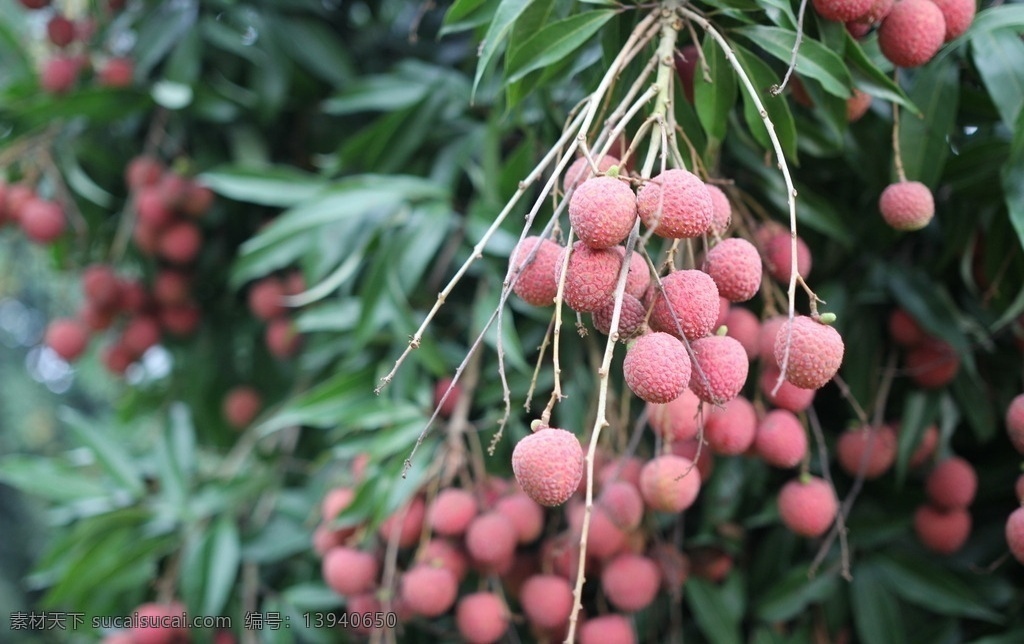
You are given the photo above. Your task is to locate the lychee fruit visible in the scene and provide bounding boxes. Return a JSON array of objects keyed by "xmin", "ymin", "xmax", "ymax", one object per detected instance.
[
  {"xmin": 158, "ymin": 303, "xmax": 201, "ymax": 336},
  {"xmin": 647, "ymin": 389, "xmax": 704, "ymax": 441},
  {"xmin": 724, "ymin": 306, "xmax": 760, "ymax": 359},
  {"xmin": 378, "ymin": 496, "xmax": 425, "ymax": 549},
  {"xmin": 222, "ymin": 386, "xmax": 262, "ymax": 429},
  {"xmin": 703, "ymin": 238, "xmax": 762, "ymax": 303},
  {"xmin": 758, "ymin": 315, "xmax": 787, "ymax": 363},
  {"xmin": 102, "ymin": 341, "xmax": 134, "ymax": 375},
  {"xmin": 846, "ymin": 89, "xmax": 873, "ymax": 122},
  {"xmin": 763, "ymin": 231, "xmax": 812, "ymax": 282},
  {"xmin": 248, "ymin": 277, "xmax": 287, "ymax": 321},
  {"xmin": 1015, "ymin": 474, "xmax": 1024, "ymax": 503},
  {"xmin": 648, "ymin": 269, "xmax": 720, "ymax": 340},
  {"xmin": 931, "ymin": 0, "xmax": 975, "ymax": 41},
  {"xmin": 40, "ymin": 56, "xmax": 80, "ymax": 93},
  {"xmin": 19, "ymin": 0, "xmax": 51, "ymax": 8},
  {"xmin": 265, "ymin": 318, "xmax": 301, "ymax": 358},
  {"xmin": 777, "ymin": 477, "xmax": 837, "ymax": 537},
  {"xmin": 1007, "ymin": 393, "xmax": 1024, "ymax": 454},
  {"xmin": 580, "ymin": 615, "xmax": 636, "ymax": 644},
  {"xmin": 690, "ymin": 547, "xmax": 732, "ymax": 583},
  {"xmin": 556, "ymin": 242, "xmax": 622, "ymax": 312},
  {"xmin": 466, "ymin": 511, "xmax": 518, "ymax": 568},
  {"xmin": 122, "ymin": 316, "xmax": 161, "ymax": 357},
  {"xmin": 754, "ymin": 410, "xmax": 807, "ymax": 468},
  {"xmin": 672, "ymin": 438, "xmax": 716, "ymax": 481},
  {"xmin": 567, "ymin": 502, "xmax": 627, "ymax": 559},
  {"xmin": 47, "ymin": 15, "xmax": 76, "ymax": 47},
  {"xmin": 600, "ymin": 553, "xmax": 661, "ymax": 612},
  {"xmin": 689, "ymin": 334, "xmax": 749, "ymax": 404},
  {"xmin": 495, "ymin": 492, "xmax": 545, "ymax": 544},
  {"xmin": 136, "ymin": 188, "xmax": 174, "ymax": 229},
  {"xmin": 129, "ymin": 602, "xmax": 188, "ymax": 644},
  {"xmin": 598, "ymin": 480, "xmax": 644, "ymax": 531},
  {"xmin": 774, "ymin": 315, "xmax": 844, "ymax": 390},
  {"xmin": 623, "ymin": 331, "xmax": 691, "ymax": 404},
  {"xmin": 889, "ymin": 308, "xmax": 925, "ymax": 346},
  {"xmin": 569, "ymin": 176, "xmax": 637, "ymax": 249},
  {"xmin": 510, "ymin": 236, "xmax": 562, "ymax": 307},
  {"xmin": 322, "ymin": 547, "xmax": 378, "ymax": 596},
  {"xmin": 400, "ymin": 565, "xmax": 457, "ymax": 617},
  {"xmin": 157, "ymin": 222, "xmax": 202, "ymax": 264},
  {"xmin": 614, "ymin": 246, "xmax": 651, "ymax": 299},
  {"xmin": 636, "ymin": 168, "xmax": 713, "ymax": 239},
  {"xmin": 1007, "ymin": 507, "xmax": 1024, "ymax": 564},
  {"xmin": 905, "ymin": 338, "xmax": 959, "ymax": 388},
  {"xmin": 593, "ymin": 293, "xmax": 646, "ymax": 338},
  {"xmin": 836, "ymin": 425, "xmax": 898, "ymax": 479},
  {"xmin": 457, "ymin": 592, "xmax": 509, "ymax": 644},
  {"xmin": 512, "ymin": 425, "xmax": 584, "ymax": 507},
  {"xmin": 706, "ymin": 185, "xmax": 732, "ymax": 236},
  {"xmin": 82, "ymin": 264, "xmax": 121, "ymax": 310},
  {"xmin": 520, "ymin": 575, "xmax": 573, "ymax": 631},
  {"xmin": 760, "ymin": 365, "xmax": 816, "ymax": 412},
  {"xmin": 598, "ymin": 456, "xmax": 645, "ymax": 490},
  {"xmin": 908, "ymin": 423, "xmax": 939, "ymax": 468},
  {"xmin": 914, "ymin": 505, "xmax": 971, "ymax": 554},
  {"xmin": 563, "ymin": 154, "xmax": 619, "ymax": 192},
  {"xmin": 925, "ymin": 456, "xmax": 977, "ymax": 510},
  {"xmin": 878, "ymin": 0, "xmax": 946, "ymax": 68},
  {"xmin": 321, "ymin": 486, "xmax": 356, "ymax": 526},
  {"xmin": 879, "ymin": 181, "xmax": 934, "ymax": 230},
  {"xmin": 81, "ymin": 302, "xmax": 116, "ymax": 332},
  {"xmin": 153, "ymin": 270, "xmax": 190, "ymax": 307},
  {"xmin": 429, "ymin": 488, "xmax": 477, "ymax": 537},
  {"xmin": 703, "ymin": 396, "xmax": 757, "ymax": 455},
  {"xmin": 126, "ymin": 158, "xmax": 163, "ymax": 191},
  {"xmin": 98, "ymin": 57, "xmax": 134, "ymax": 88},
  {"xmin": 20, "ymin": 198, "xmax": 65, "ymax": 243},
  {"xmin": 418, "ymin": 538, "xmax": 469, "ymax": 582},
  {"xmin": 639, "ymin": 454, "xmax": 701, "ymax": 513},
  {"xmin": 433, "ymin": 376, "xmax": 462, "ymax": 418},
  {"xmin": 813, "ymin": 0, "xmax": 874, "ymax": 22},
  {"xmin": 45, "ymin": 318, "xmax": 89, "ymax": 362}
]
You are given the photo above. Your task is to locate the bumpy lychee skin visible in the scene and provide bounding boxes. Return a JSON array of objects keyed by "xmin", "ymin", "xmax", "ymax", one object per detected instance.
[
  {"xmin": 322, "ymin": 547, "xmax": 378, "ymax": 596},
  {"xmin": 763, "ymin": 231, "xmax": 813, "ymax": 282},
  {"xmin": 760, "ymin": 365, "xmax": 816, "ymax": 412},
  {"xmin": 510, "ymin": 236, "xmax": 562, "ymax": 307},
  {"xmin": 725, "ymin": 306, "xmax": 760, "ymax": 359},
  {"xmin": 495, "ymin": 492, "xmax": 545, "ymax": 544},
  {"xmin": 878, "ymin": 0, "xmax": 946, "ymax": 68},
  {"xmin": 704, "ymin": 396, "xmax": 757, "ymax": 455},
  {"xmin": 1007, "ymin": 394, "xmax": 1024, "ymax": 455},
  {"xmin": 601, "ymin": 553, "xmax": 661, "ymax": 612},
  {"xmin": 563, "ymin": 154, "xmax": 619, "ymax": 192},
  {"xmin": 1007, "ymin": 507, "xmax": 1024, "ymax": 564},
  {"xmin": 457, "ymin": 592, "xmax": 509, "ymax": 644},
  {"xmin": 623, "ymin": 332, "xmax": 691, "ymax": 404},
  {"xmin": 401, "ymin": 565, "xmax": 458, "ymax": 617},
  {"xmin": 755, "ymin": 409, "xmax": 807, "ymax": 468},
  {"xmin": 637, "ymin": 168, "xmax": 713, "ymax": 239},
  {"xmin": 580, "ymin": 615, "xmax": 636, "ymax": 644},
  {"xmin": 20, "ymin": 198, "xmax": 65, "ymax": 243},
  {"xmin": 614, "ymin": 246, "xmax": 651, "ymax": 299},
  {"xmin": 906, "ymin": 338, "xmax": 959, "ymax": 389},
  {"xmin": 512, "ymin": 425, "xmax": 584, "ymax": 507},
  {"xmin": 647, "ymin": 389, "xmax": 704, "ymax": 441},
  {"xmin": 813, "ymin": 0, "xmax": 874, "ymax": 22},
  {"xmin": 428, "ymin": 488, "xmax": 478, "ymax": 537},
  {"xmin": 706, "ymin": 185, "xmax": 732, "ymax": 236},
  {"xmin": 774, "ymin": 316, "xmax": 844, "ymax": 390},
  {"xmin": 569, "ymin": 176, "xmax": 637, "ymax": 249},
  {"xmin": 837, "ymin": 425, "xmax": 898, "ymax": 479},
  {"xmin": 520, "ymin": 574, "xmax": 574, "ymax": 631},
  {"xmin": 45, "ymin": 318, "xmax": 89, "ymax": 362},
  {"xmin": 703, "ymin": 238, "xmax": 762, "ymax": 303},
  {"xmin": 639, "ymin": 454, "xmax": 701, "ymax": 513},
  {"xmin": 925, "ymin": 456, "xmax": 977, "ymax": 510},
  {"xmin": 931, "ymin": 0, "xmax": 975, "ymax": 41},
  {"xmin": 777, "ymin": 477, "xmax": 837, "ymax": 538},
  {"xmin": 593, "ymin": 293, "xmax": 646, "ymax": 338},
  {"xmin": 689, "ymin": 335, "xmax": 749, "ymax": 404},
  {"xmin": 649, "ymin": 269, "xmax": 721, "ymax": 340},
  {"xmin": 914, "ymin": 505, "xmax": 971, "ymax": 554},
  {"xmin": 556, "ymin": 242, "xmax": 621, "ymax": 312},
  {"xmin": 879, "ymin": 181, "xmax": 934, "ymax": 230}
]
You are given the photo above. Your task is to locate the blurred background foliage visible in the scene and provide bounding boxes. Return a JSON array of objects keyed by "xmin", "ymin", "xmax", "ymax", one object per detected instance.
[{"xmin": 0, "ymin": 0, "xmax": 1022, "ymax": 642}]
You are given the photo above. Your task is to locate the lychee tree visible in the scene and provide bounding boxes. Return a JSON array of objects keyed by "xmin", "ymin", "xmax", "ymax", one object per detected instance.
[{"xmin": 1, "ymin": 0, "xmax": 1023, "ymax": 643}]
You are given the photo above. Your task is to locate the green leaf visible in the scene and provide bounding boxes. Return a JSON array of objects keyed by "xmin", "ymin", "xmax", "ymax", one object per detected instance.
[
  {"xmin": 505, "ymin": 11, "xmax": 614, "ymax": 83},
  {"xmin": 445, "ymin": 0, "xmax": 491, "ymax": 25},
  {"xmin": 203, "ymin": 517, "xmax": 241, "ymax": 616},
  {"xmin": 851, "ymin": 562, "xmax": 906, "ymax": 644},
  {"xmin": 734, "ymin": 26, "xmax": 852, "ymax": 98},
  {"xmin": 0, "ymin": 455, "xmax": 109, "ymax": 502},
  {"xmin": 843, "ymin": 33, "xmax": 917, "ymax": 114},
  {"xmin": 473, "ymin": 0, "xmax": 537, "ymax": 98},
  {"xmin": 875, "ymin": 551, "xmax": 1003, "ymax": 622},
  {"xmin": 971, "ymin": 29, "xmax": 1024, "ymax": 130},
  {"xmin": 686, "ymin": 578, "xmax": 743, "ymax": 644},
  {"xmin": 950, "ymin": 371, "xmax": 997, "ymax": 443},
  {"xmin": 694, "ymin": 32, "xmax": 738, "ymax": 149},
  {"xmin": 894, "ymin": 391, "xmax": 941, "ymax": 484},
  {"xmin": 276, "ymin": 16, "xmax": 354, "ymax": 87},
  {"xmin": 322, "ymin": 76, "xmax": 429, "ymax": 115},
  {"xmin": 967, "ymin": 4, "xmax": 1024, "ymax": 38},
  {"xmin": 899, "ymin": 57, "xmax": 959, "ymax": 188},
  {"xmin": 885, "ymin": 268, "xmax": 970, "ymax": 358},
  {"xmin": 733, "ymin": 44, "xmax": 798, "ymax": 162},
  {"xmin": 200, "ymin": 165, "xmax": 328, "ymax": 207},
  {"xmin": 283, "ymin": 583, "xmax": 344, "ymax": 611},
  {"xmin": 59, "ymin": 408, "xmax": 144, "ymax": 498},
  {"xmin": 1001, "ymin": 108, "xmax": 1024, "ymax": 253},
  {"xmin": 755, "ymin": 565, "xmax": 840, "ymax": 622}
]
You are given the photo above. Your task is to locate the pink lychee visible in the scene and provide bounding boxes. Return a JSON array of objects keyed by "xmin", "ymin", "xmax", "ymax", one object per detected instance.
[
  {"xmin": 623, "ymin": 331, "xmax": 691, "ymax": 404},
  {"xmin": 636, "ymin": 168, "xmax": 713, "ymax": 239},
  {"xmin": 925, "ymin": 456, "xmax": 977, "ymax": 510},
  {"xmin": 639, "ymin": 454, "xmax": 701, "ymax": 513},
  {"xmin": 510, "ymin": 236, "xmax": 562, "ymax": 306},
  {"xmin": 754, "ymin": 409, "xmax": 807, "ymax": 468},
  {"xmin": 600, "ymin": 553, "xmax": 661, "ymax": 612},
  {"xmin": 689, "ymin": 334, "xmax": 749, "ymax": 404},
  {"xmin": 569, "ymin": 176, "xmax": 637, "ymax": 249},
  {"xmin": 878, "ymin": 0, "xmax": 946, "ymax": 68},
  {"xmin": 703, "ymin": 238, "xmax": 762, "ymax": 303},
  {"xmin": 777, "ymin": 477, "xmax": 837, "ymax": 538},
  {"xmin": 774, "ymin": 315, "xmax": 845, "ymax": 390},
  {"xmin": 915, "ymin": 505, "xmax": 971, "ymax": 554},
  {"xmin": 703, "ymin": 395, "xmax": 757, "ymax": 455},
  {"xmin": 648, "ymin": 269, "xmax": 720, "ymax": 340},
  {"xmin": 879, "ymin": 181, "xmax": 934, "ymax": 230},
  {"xmin": 512, "ymin": 425, "xmax": 584, "ymax": 507},
  {"xmin": 836, "ymin": 425, "xmax": 898, "ymax": 479},
  {"xmin": 556, "ymin": 242, "xmax": 621, "ymax": 312}
]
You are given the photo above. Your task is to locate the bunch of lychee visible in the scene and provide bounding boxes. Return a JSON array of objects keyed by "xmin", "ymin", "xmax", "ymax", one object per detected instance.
[
  {"xmin": 0, "ymin": 180, "xmax": 67, "ymax": 244},
  {"xmin": 126, "ymin": 156, "xmax": 212, "ymax": 265},
  {"xmin": 1004, "ymin": 394, "xmax": 1024, "ymax": 565},
  {"xmin": 888, "ymin": 308, "xmax": 960, "ymax": 389},
  {"xmin": 246, "ymin": 271, "xmax": 305, "ymax": 359}
]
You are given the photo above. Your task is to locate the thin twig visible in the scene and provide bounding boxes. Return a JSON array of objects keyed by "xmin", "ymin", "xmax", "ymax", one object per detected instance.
[{"xmin": 773, "ymin": 0, "xmax": 810, "ymax": 95}]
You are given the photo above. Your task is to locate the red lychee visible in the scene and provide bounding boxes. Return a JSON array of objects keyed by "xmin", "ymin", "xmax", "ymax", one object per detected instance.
[
  {"xmin": 647, "ymin": 389, "xmax": 704, "ymax": 441},
  {"xmin": 569, "ymin": 176, "xmax": 637, "ymax": 249},
  {"xmin": 639, "ymin": 455, "xmax": 701, "ymax": 513},
  {"xmin": 248, "ymin": 277, "xmax": 287, "ymax": 321},
  {"xmin": 905, "ymin": 338, "xmax": 959, "ymax": 388},
  {"xmin": 181, "ymin": 181, "xmax": 214, "ymax": 218},
  {"xmin": 1007, "ymin": 393, "xmax": 1024, "ymax": 454},
  {"xmin": 40, "ymin": 56, "xmax": 80, "ymax": 93},
  {"xmin": 466, "ymin": 512, "xmax": 518, "ymax": 568},
  {"xmin": 418, "ymin": 538, "xmax": 469, "ymax": 582},
  {"xmin": 648, "ymin": 269, "xmax": 720, "ymax": 340},
  {"xmin": 758, "ymin": 315, "xmax": 787, "ymax": 363},
  {"xmin": 689, "ymin": 334, "xmax": 749, "ymax": 404},
  {"xmin": 889, "ymin": 308, "xmax": 925, "ymax": 346},
  {"xmin": 159, "ymin": 303, "xmax": 201, "ymax": 336},
  {"xmin": 433, "ymin": 376, "xmax": 462, "ymax": 418},
  {"xmin": 601, "ymin": 553, "xmax": 661, "ymax": 612},
  {"xmin": 914, "ymin": 505, "xmax": 971, "ymax": 554},
  {"xmin": 457, "ymin": 592, "xmax": 509, "ymax": 644},
  {"xmin": 724, "ymin": 306, "xmax": 760, "ymax": 359},
  {"xmin": 47, "ymin": 15, "xmax": 76, "ymax": 47},
  {"xmin": 706, "ymin": 184, "xmax": 732, "ymax": 236},
  {"xmin": 563, "ymin": 154, "xmax": 620, "ymax": 192},
  {"xmin": 837, "ymin": 425, "xmax": 898, "ymax": 479},
  {"xmin": 512, "ymin": 425, "xmax": 584, "ymax": 507},
  {"xmin": 763, "ymin": 231, "xmax": 812, "ymax": 283},
  {"xmin": 429, "ymin": 488, "xmax": 477, "ymax": 537},
  {"xmin": 925, "ymin": 456, "xmax": 977, "ymax": 510},
  {"xmin": 614, "ymin": 246, "xmax": 651, "ymax": 299},
  {"xmin": 378, "ymin": 497, "xmax": 425, "ymax": 549},
  {"xmin": 846, "ymin": 89, "xmax": 873, "ymax": 122},
  {"xmin": 510, "ymin": 236, "xmax": 562, "ymax": 307},
  {"xmin": 1007, "ymin": 507, "xmax": 1024, "ymax": 564},
  {"xmin": 931, "ymin": 0, "xmax": 975, "ymax": 41},
  {"xmin": 265, "ymin": 318, "xmax": 301, "ymax": 358},
  {"xmin": 129, "ymin": 602, "xmax": 188, "ymax": 644},
  {"xmin": 703, "ymin": 238, "xmax": 762, "ymax": 303},
  {"xmin": 878, "ymin": 0, "xmax": 946, "ymax": 68},
  {"xmin": 20, "ymin": 198, "xmax": 65, "ymax": 243},
  {"xmin": 122, "ymin": 316, "xmax": 161, "ymax": 357},
  {"xmin": 778, "ymin": 477, "xmax": 837, "ymax": 537},
  {"xmin": 704, "ymin": 396, "xmax": 757, "ymax": 455},
  {"xmin": 879, "ymin": 181, "xmax": 934, "ymax": 230},
  {"xmin": 636, "ymin": 168, "xmax": 713, "ymax": 239},
  {"xmin": 580, "ymin": 615, "xmax": 636, "ymax": 644},
  {"xmin": 567, "ymin": 502, "xmax": 627, "ymax": 559},
  {"xmin": 98, "ymin": 57, "xmax": 134, "ymax": 88},
  {"xmin": 556, "ymin": 242, "xmax": 622, "ymax": 312},
  {"xmin": 82, "ymin": 264, "xmax": 121, "ymax": 310},
  {"xmin": 623, "ymin": 331, "xmax": 691, "ymax": 404},
  {"xmin": 136, "ymin": 188, "xmax": 174, "ymax": 229},
  {"xmin": 45, "ymin": 318, "xmax": 89, "ymax": 362},
  {"xmin": 153, "ymin": 270, "xmax": 190, "ymax": 307},
  {"xmin": 813, "ymin": 0, "xmax": 874, "ymax": 22},
  {"xmin": 908, "ymin": 423, "xmax": 939, "ymax": 468},
  {"xmin": 495, "ymin": 492, "xmax": 545, "ymax": 544},
  {"xmin": 774, "ymin": 315, "xmax": 844, "ymax": 390},
  {"xmin": 671, "ymin": 438, "xmax": 716, "ymax": 481},
  {"xmin": 158, "ymin": 222, "xmax": 202, "ymax": 264},
  {"xmin": 222, "ymin": 386, "xmax": 262, "ymax": 429},
  {"xmin": 760, "ymin": 365, "xmax": 816, "ymax": 412},
  {"xmin": 598, "ymin": 480, "xmax": 644, "ymax": 531},
  {"xmin": 755, "ymin": 409, "xmax": 807, "ymax": 468},
  {"xmin": 400, "ymin": 565, "xmax": 457, "ymax": 617},
  {"xmin": 322, "ymin": 547, "xmax": 378, "ymax": 596},
  {"xmin": 520, "ymin": 575, "xmax": 573, "ymax": 632},
  {"xmin": 593, "ymin": 293, "xmax": 646, "ymax": 338}
]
